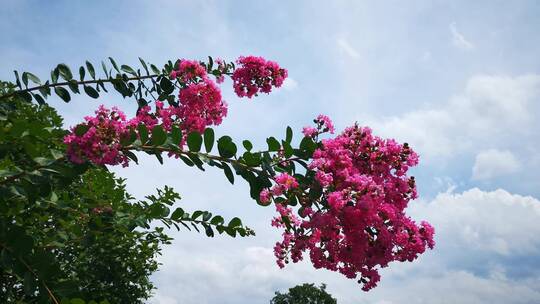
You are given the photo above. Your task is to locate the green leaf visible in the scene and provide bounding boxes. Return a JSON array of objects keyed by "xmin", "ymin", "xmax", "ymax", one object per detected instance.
[
  {"xmin": 51, "ymin": 67, "xmax": 59, "ymax": 83},
  {"xmin": 57, "ymin": 63, "xmax": 73, "ymax": 80},
  {"xmin": 171, "ymin": 207, "xmax": 184, "ymax": 220},
  {"xmin": 54, "ymin": 87, "xmax": 71, "ymax": 102},
  {"xmin": 25, "ymin": 72, "xmax": 41, "ymax": 85},
  {"xmin": 86, "ymin": 61, "xmax": 96, "ymax": 79},
  {"xmin": 266, "ymin": 137, "xmax": 281, "ymax": 151},
  {"xmin": 208, "ymin": 56, "xmax": 214, "ymax": 70},
  {"xmin": 179, "ymin": 155, "xmax": 194, "ymax": 167},
  {"xmin": 101, "ymin": 61, "xmax": 109, "ymax": 78},
  {"xmin": 120, "ymin": 128, "xmax": 137, "ymax": 146},
  {"xmin": 204, "ymin": 225, "xmax": 214, "ymax": 237},
  {"xmin": 137, "ymin": 124, "xmax": 149, "ymax": 144},
  {"xmin": 8, "ymin": 228, "xmax": 33, "ymax": 255},
  {"xmin": 286, "ymin": 126, "xmax": 293, "ymax": 143},
  {"xmin": 21, "ymin": 72, "xmax": 28, "ymax": 87},
  {"xmin": 124, "ymin": 150, "xmax": 138, "ymax": 164},
  {"xmin": 186, "ymin": 132, "xmax": 202, "ymax": 152},
  {"xmin": 222, "ymin": 162, "xmax": 234, "ymax": 184},
  {"xmin": 23, "ymin": 272, "xmax": 35, "ymax": 296},
  {"xmin": 242, "ymin": 152, "xmax": 261, "ymax": 166},
  {"xmin": 210, "ymin": 215, "xmax": 224, "ymax": 225},
  {"xmin": 111, "ymin": 78, "xmax": 131, "ymax": 97},
  {"xmin": 203, "ymin": 128, "xmax": 214, "ymax": 152},
  {"xmin": 151, "ymin": 125, "xmax": 167, "ymax": 146},
  {"xmin": 14, "ymin": 70, "xmax": 22, "ymax": 88},
  {"xmin": 139, "ymin": 57, "xmax": 149, "ymax": 75},
  {"xmin": 191, "ymin": 210, "xmax": 203, "ymax": 220},
  {"xmin": 217, "ymin": 136, "xmax": 237, "ymax": 158},
  {"xmin": 78, "ymin": 66, "xmax": 85, "ymax": 80},
  {"xmin": 84, "ymin": 85, "xmax": 99, "ymax": 98},
  {"xmin": 50, "ymin": 149, "xmax": 64, "ymax": 160},
  {"xmin": 68, "ymin": 80, "xmax": 80, "ymax": 93},
  {"xmin": 242, "ymin": 140, "xmax": 253, "ymax": 151},
  {"xmin": 33, "ymin": 93, "xmax": 46, "ymax": 105},
  {"xmin": 109, "ymin": 57, "xmax": 120, "ymax": 73},
  {"xmin": 160, "ymin": 77, "xmax": 174, "ymax": 94},
  {"xmin": 121, "ymin": 64, "xmax": 137, "ymax": 75},
  {"xmin": 282, "ymin": 140, "xmax": 294, "ymax": 158},
  {"xmin": 38, "ymin": 81, "xmax": 51, "ymax": 97},
  {"xmin": 170, "ymin": 125, "xmax": 182, "ymax": 145},
  {"xmin": 154, "ymin": 152, "xmax": 164, "ymax": 164},
  {"xmin": 150, "ymin": 64, "xmax": 161, "ymax": 74},
  {"xmin": 74, "ymin": 124, "xmax": 90, "ymax": 136},
  {"xmin": 228, "ymin": 217, "xmax": 242, "ymax": 228},
  {"xmin": 17, "ymin": 91, "xmax": 32, "ymax": 102},
  {"xmin": 70, "ymin": 298, "xmax": 86, "ymax": 304},
  {"xmin": 187, "ymin": 153, "xmax": 205, "ymax": 171}
]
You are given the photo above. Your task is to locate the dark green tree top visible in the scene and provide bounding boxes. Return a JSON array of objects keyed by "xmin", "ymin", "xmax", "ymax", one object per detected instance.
[{"xmin": 271, "ymin": 283, "xmax": 337, "ymax": 304}]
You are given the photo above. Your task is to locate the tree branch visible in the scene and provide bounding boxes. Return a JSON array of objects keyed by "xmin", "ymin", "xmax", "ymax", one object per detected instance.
[{"xmin": 0, "ymin": 74, "xmax": 160, "ymax": 100}]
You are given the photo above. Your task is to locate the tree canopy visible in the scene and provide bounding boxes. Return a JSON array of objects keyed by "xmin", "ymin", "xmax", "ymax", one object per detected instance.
[{"xmin": 271, "ymin": 283, "xmax": 337, "ymax": 304}]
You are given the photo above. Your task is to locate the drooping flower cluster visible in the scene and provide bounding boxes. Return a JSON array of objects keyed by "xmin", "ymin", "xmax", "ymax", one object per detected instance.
[
  {"xmin": 231, "ymin": 55, "xmax": 288, "ymax": 98},
  {"xmin": 269, "ymin": 117, "xmax": 435, "ymax": 291}
]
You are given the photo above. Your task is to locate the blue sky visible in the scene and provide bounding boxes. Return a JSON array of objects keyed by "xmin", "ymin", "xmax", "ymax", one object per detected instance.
[{"xmin": 2, "ymin": 1, "xmax": 540, "ymax": 303}]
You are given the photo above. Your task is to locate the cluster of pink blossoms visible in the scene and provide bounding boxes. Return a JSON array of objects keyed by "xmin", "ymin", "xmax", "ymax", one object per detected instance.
[
  {"xmin": 65, "ymin": 96, "xmax": 225, "ymax": 166},
  {"xmin": 64, "ymin": 105, "xmax": 130, "ymax": 167},
  {"xmin": 268, "ymin": 117, "xmax": 435, "ymax": 291},
  {"xmin": 260, "ymin": 173, "xmax": 299, "ymax": 204},
  {"xmin": 231, "ymin": 56, "xmax": 288, "ymax": 98},
  {"xmin": 169, "ymin": 59, "xmax": 207, "ymax": 83},
  {"xmin": 302, "ymin": 114, "xmax": 335, "ymax": 138}
]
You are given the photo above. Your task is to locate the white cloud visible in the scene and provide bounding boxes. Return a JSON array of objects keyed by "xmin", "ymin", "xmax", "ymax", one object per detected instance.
[
  {"xmin": 472, "ymin": 149, "xmax": 521, "ymax": 180},
  {"xmin": 367, "ymin": 74, "xmax": 540, "ymax": 162},
  {"xmin": 281, "ymin": 77, "xmax": 298, "ymax": 91},
  {"xmin": 450, "ymin": 22, "xmax": 474, "ymax": 50},
  {"xmin": 411, "ymin": 188, "xmax": 540, "ymax": 256},
  {"xmin": 337, "ymin": 37, "xmax": 360, "ymax": 59}
]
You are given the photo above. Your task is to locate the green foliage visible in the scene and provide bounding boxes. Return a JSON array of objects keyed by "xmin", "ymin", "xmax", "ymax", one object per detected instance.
[
  {"xmin": 271, "ymin": 283, "xmax": 337, "ymax": 304},
  {"xmin": 0, "ymin": 82, "xmax": 254, "ymax": 303}
]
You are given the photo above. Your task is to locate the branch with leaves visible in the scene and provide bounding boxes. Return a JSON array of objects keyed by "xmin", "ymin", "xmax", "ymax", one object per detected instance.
[{"xmin": 1, "ymin": 56, "xmax": 234, "ymax": 108}]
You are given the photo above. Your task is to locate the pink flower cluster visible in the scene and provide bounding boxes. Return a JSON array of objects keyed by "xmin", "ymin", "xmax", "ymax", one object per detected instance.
[
  {"xmin": 260, "ymin": 173, "xmax": 299, "ymax": 204},
  {"xmin": 65, "ymin": 94, "xmax": 227, "ymax": 166},
  {"xmin": 214, "ymin": 58, "xmax": 226, "ymax": 84},
  {"xmin": 170, "ymin": 59, "xmax": 207, "ymax": 83},
  {"xmin": 302, "ymin": 114, "xmax": 335, "ymax": 138},
  {"xmin": 231, "ymin": 55, "xmax": 288, "ymax": 98},
  {"xmin": 177, "ymin": 79, "xmax": 227, "ymax": 133},
  {"xmin": 64, "ymin": 105, "xmax": 130, "ymax": 167},
  {"xmin": 270, "ymin": 118, "xmax": 435, "ymax": 291}
]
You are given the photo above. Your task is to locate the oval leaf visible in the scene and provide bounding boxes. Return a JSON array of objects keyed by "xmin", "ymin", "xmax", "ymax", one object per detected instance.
[
  {"xmin": 186, "ymin": 132, "xmax": 202, "ymax": 152},
  {"xmin": 54, "ymin": 87, "xmax": 71, "ymax": 102},
  {"xmin": 84, "ymin": 85, "xmax": 99, "ymax": 99},
  {"xmin": 204, "ymin": 128, "xmax": 214, "ymax": 152},
  {"xmin": 222, "ymin": 162, "xmax": 234, "ymax": 184},
  {"xmin": 86, "ymin": 61, "xmax": 96, "ymax": 79},
  {"xmin": 151, "ymin": 125, "xmax": 166, "ymax": 146}
]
